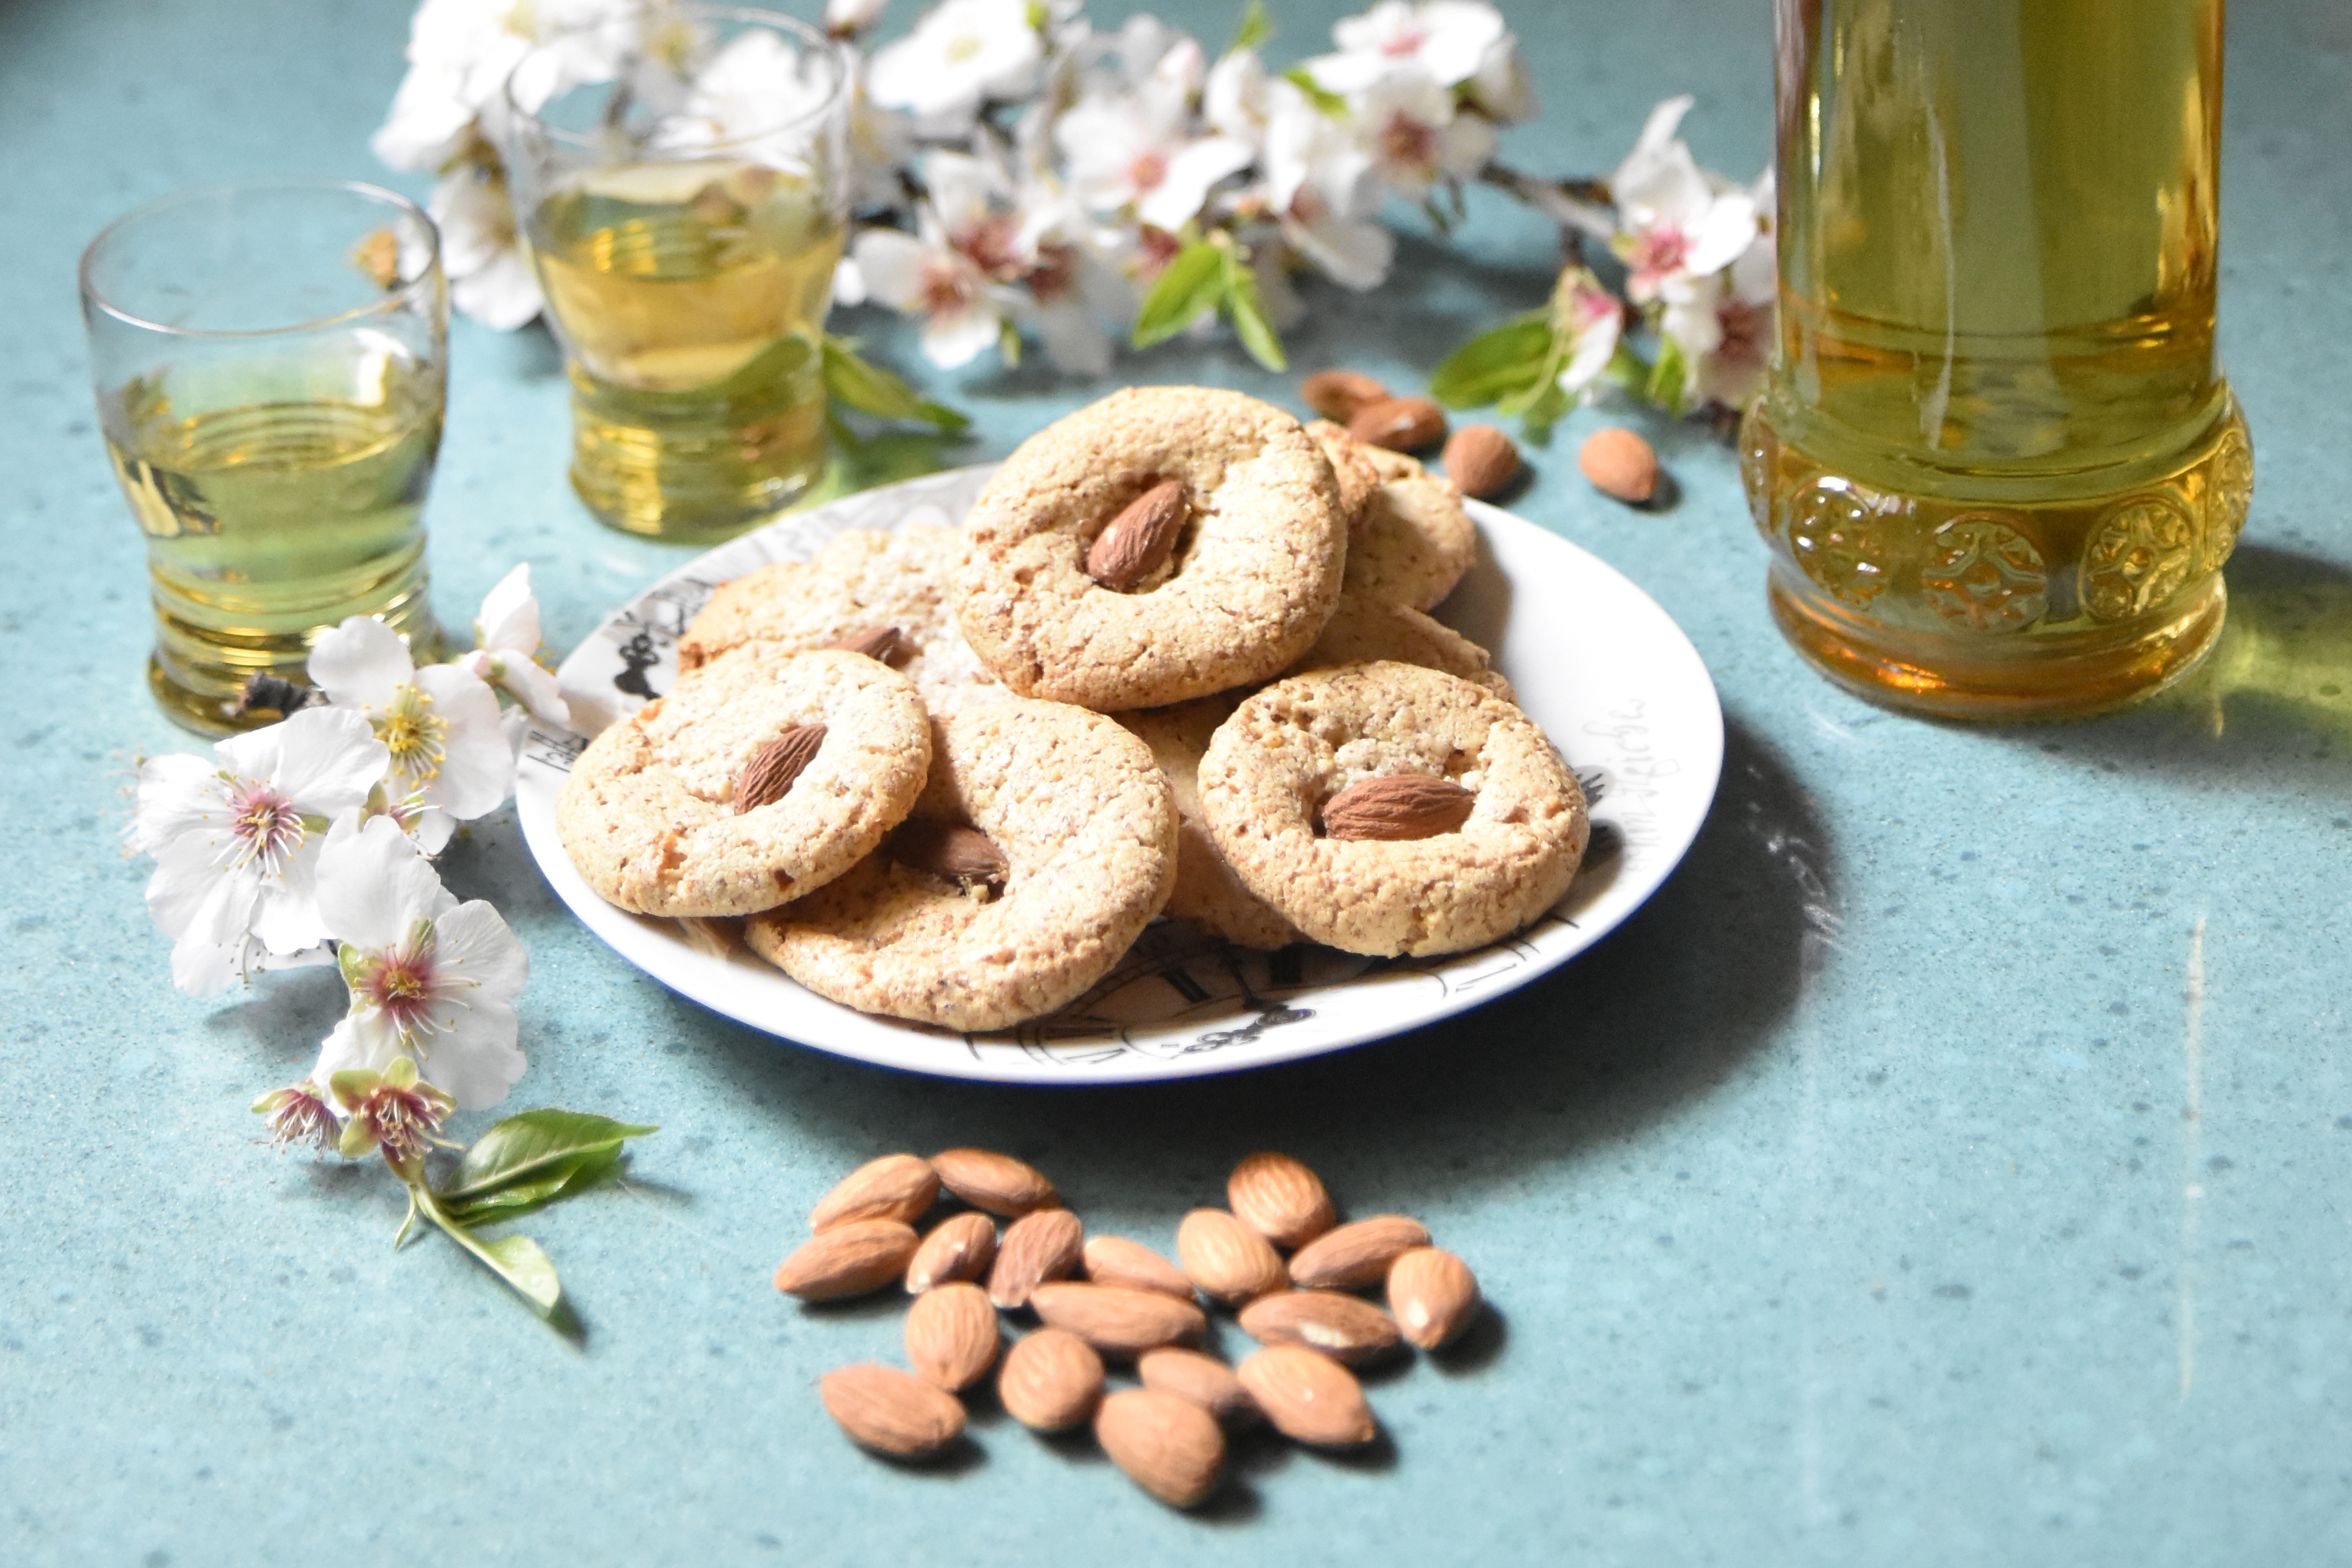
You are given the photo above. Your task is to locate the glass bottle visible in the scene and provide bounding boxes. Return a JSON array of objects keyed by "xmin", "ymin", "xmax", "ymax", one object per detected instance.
[{"xmin": 1741, "ymin": 0, "xmax": 2252, "ymax": 719}]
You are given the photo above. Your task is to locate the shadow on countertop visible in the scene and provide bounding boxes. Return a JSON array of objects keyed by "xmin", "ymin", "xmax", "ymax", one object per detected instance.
[
  {"xmin": 682, "ymin": 715, "xmax": 1832, "ymax": 1211},
  {"xmin": 1988, "ymin": 543, "xmax": 2352, "ymax": 798}
]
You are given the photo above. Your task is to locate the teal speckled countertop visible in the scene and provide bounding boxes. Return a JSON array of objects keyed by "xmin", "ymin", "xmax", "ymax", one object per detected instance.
[{"xmin": 5, "ymin": 2, "xmax": 2350, "ymax": 1564}]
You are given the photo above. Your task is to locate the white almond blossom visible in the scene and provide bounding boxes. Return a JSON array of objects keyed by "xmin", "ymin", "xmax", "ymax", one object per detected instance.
[
  {"xmin": 866, "ymin": 0, "xmax": 1045, "ymax": 131},
  {"xmin": 1659, "ymin": 222, "xmax": 1775, "ymax": 412},
  {"xmin": 1054, "ymin": 83, "xmax": 1253, "ymax": 233},
  {"xmin": 1347, "ymin": 67, "xmax": 1496, "ymax": 203},
  {"xmin": 129, "ymin": 707, "xmax": 388, "ymax": 997},
  {"xmin": 429, "ymin": 162, "xmax": 545, "ymax": 332},
  {"xmin": 455, "ymin": 564, "xmax": 571, "ymax": 740},
  {"xmin": 309, "ymin": 616, "xmax": 511, "ymax": 854},
  {"xmin": 825, "ymin": 0, "xmax": 889, "ymax": 35},
  {"xmin": 1553, "ymin": 265, "xmax": 1625, "ymax": 400},
  {"xmin": 655, "ymin": 28, "xmax": 837, "ymax": 164},
  {"xmin": 1609, "ymin": 95, "xmax": 1763, "ymax": 305},
  {"xmin": 1313, "ymin": 1, "xmax": 1510, "ymax": 94},
  {"xmin": 311, "ymin": 816, "xmax": 530, "ymax": 1111}
]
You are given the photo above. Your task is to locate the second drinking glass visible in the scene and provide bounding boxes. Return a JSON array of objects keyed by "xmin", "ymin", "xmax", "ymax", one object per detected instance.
[{"xmin": 503, "ymin": 8, "xmax": 852, "ymax": 541}]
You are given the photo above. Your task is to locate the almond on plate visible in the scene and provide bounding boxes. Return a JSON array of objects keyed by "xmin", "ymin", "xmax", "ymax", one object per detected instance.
[
  {"xmin": 1319, "ymin": 775, "xmax": 1476, "ymax": 842},
  {"xmin": 735, "ymin": 725, "xmax": 826, "ymax": 813},
  {"xmin": 1086, "ymin": 480, "xmax": 1187, "ymax": 591}
]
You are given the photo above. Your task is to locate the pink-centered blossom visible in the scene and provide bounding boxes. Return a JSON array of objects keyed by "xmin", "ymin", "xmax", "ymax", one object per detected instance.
[
  {"xmin": 129, "ymin": 707, "xmax": 388, "ymax": 996},
  {"xmin": 312, "ymin": 816, "xmax": 529, "ymax": 1111}
]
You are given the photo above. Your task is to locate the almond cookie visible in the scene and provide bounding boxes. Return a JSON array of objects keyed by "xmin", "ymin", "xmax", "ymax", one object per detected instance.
[
  {"xmin": 954, "ymin": 387, "xmax": 1348, "ymax": 711},
  {"xmin": 1348, "ymin": 447, "xmax": 1476, "ymax": 611},
  {"xmin": 1197, "ymin": 662, "xmax": 1586, "ymax": 957},
  {"xmin": 1287, "ymin": 593, "xmax": 1516, "ymax": 704},
  {"xmin": 1118, "ymin": 695, "xmax": 1303, "ymax": 951},
  {"xmin": 557, "ymin": 647, "xmax": 931, "ymax": 918},
  {"xmin": 1305, "ymin": 419, "xmax": 1383, "ymax": 534},
  {"xmin": 677, "ymin": 525, "xmax": 1003, "ymax": 712},
  {"xmin": 745, "ymin": 700, "xmax": 1180, "ymax": 1030}
]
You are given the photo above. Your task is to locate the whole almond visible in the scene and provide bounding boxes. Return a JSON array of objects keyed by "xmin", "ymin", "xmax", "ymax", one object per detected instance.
[
  {"xmin": 1226, "ymin": 1152, "xmax": 1335, "ymax": 1248},
  {"xmin": 1319, "ymin": 775, "xmax": 1476, "ymax": 842},
  {"xmin": 1083, "ymin": 1235, "xmax": 1195, "ymax": 1301},
  {"xmin": 1287, "ymin": 1215, "xmax": 1431, "ymax": 1290},
  {"xmin": 1300, "ymin": 368, "xmax": 1391, "ymax": 421},
  {"xmin": 1348, "ymin": 395, "xmax": 1446, "ymax": 453},
  {"xmin": 988, "ymin": 1206, "xmax": 1084, "ymax": 1308},
  {"xmin": 892, "ymin": 822, "xmax": 1011, "ymax": 889},
  {"xmin": 1138, "ymin": 1347, "xmax": 1260, "ymax": 1428},
  {"xmin": 818, "ymin": 1363, "xmax": 966, "ymax": 1458},
  {"xmin": 824, "ymin": 624, "xmax": 908, "ymax": 665},
  {"xmin": 929, "ymin": 1147, "xmax": 1058, "ymax": 1215},
  {"xmin": 809, "ymin": 1152, "xmax": 939, "ymax": 1232},
  {"xmin": 1175, "ymin": 1209, "xmax": 1288, "ymax": 1305},
  {"xmin": 998, "ymin": 1326, "xmax": 1106, "ymax": 1431},
  {"xmin": 1443, "ymin": 424, "xmax": 1521, "ymax": 499},
  {"xmin": 1387, "ymin": 1247, "xmax": 1482, "ymax": 1349},
  {"xmin": 904, "ymin": 1280, "xmax": 1000, "ymax": 1390},
  {"xmin": 1235, "ymin": 1345, "xmax": 1377, "ymax": 1447},
  {"xmin": 1096, "ymin": 1388, "xmax": 1226, "ymax": 1508},
  {"xmin": 734, "ymin": 724, "xmax": 825, "ymax": 813},
  {"xmin": 775, "ymin": 1218, "xmax": 920, "ymax": 1300},
  {"xmin": 904, "ymin": 1211, "xmax": 997, "ymax": 1293},
  {"xmin": 1237, "ymin": 1290, "xmax": 1404, "ymax": 1366},
  {"xmin": 1085, "ymin": 479, "xmax": 1187, "ymax": 591},
  {"xmin": 1579, "ymin": 426, "xmax": 1659, "ymax": 503},
  {"xmin": 1028, "ymin": 1281, "xmax": 1206, "ymax": 1356}
]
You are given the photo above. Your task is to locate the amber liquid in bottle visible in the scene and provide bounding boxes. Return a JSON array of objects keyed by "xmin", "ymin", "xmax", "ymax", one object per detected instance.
[{"xmin": 1742, "ymin": 0, "xmax": 2251, "ymax": 718}]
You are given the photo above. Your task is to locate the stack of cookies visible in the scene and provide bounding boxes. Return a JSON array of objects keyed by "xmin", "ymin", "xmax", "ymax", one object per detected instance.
[{"xmin": 555, "ymin": 385, "xmax": 1588, "ymax": 1033}]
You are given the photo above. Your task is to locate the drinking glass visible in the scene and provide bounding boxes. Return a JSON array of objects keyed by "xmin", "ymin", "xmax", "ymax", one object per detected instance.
[
  {"xmin": 1741, "ymin": 0, "xmax": 2251, "ymax": 719},
  {"xmin": 81, "ymin": 180, "xmax": 448, "ymax": 736},
  {"xmin": 502, "ymin": 7, "xmax": 852, "ymax": 541}
]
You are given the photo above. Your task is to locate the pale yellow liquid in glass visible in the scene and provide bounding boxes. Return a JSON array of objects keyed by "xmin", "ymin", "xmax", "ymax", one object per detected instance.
[
  {"xmin": 531, "ymin": 162, "xmax": 843, "ymax": 540},
  {"xmin": 110, "ymin": 371, "xmax": 441, "ymax": 734},
  {"xmin": 1743, "ymin": 0, "xmax": 2251, "ymax": 718}
]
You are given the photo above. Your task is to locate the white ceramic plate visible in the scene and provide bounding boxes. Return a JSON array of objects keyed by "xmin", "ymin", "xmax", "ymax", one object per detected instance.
[{"xmin": 514, "ymin": 466, "xmax": 1723, "ymax": 1084}]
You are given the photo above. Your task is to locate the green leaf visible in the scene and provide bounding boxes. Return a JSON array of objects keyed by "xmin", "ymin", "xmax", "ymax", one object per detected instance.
[
  {"xmin": 478, "ymin": 1234, "xmax": 564, "ymax": 1315},
  {"xmin": 1428, "ymin": 313, "xmax": 1555, "ymax": 409},
  {"xmin": 997, "ymin": 316, "xmax": 1022, "ymax": 367},
  {"xmin": 1131, "ymin": 240, "xmax": 1228, "ymax": 349},
  {"xmin": 1229, "ymin": 0, "xmax": 1271, "ymax": 54},
  {"xmin": 1280, "ymin": 67, "xmax": 1349, "ymax": 119},
  {"xmin": 441, "ymin": 1109, "xmax": 657, "ymax": 1202},
  {"xmin": 1220, "ymin": 246, "xmax": 1287, "ymax": 371},
  {"xmin": 1517, "ymin": 379, "xmax": 1572, "ymax": 442},
  {"xmin": 793, "ymin": 429, "xmax": 965, "ymax": 511},
  {"xmin": 442, "ymin": 1143, "xmax": 626, "ymax": 1225},
  {"xmin": 820, "ymin": 336, "xmax": 969, "ymax": 432},
  {"xmin": 1645, "ymin": 336, "xmax": 1691, "ymax": 415}
]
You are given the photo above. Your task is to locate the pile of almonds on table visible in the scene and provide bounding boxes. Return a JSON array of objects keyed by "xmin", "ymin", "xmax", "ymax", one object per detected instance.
[
  {"xmin": 779, "ymin": 1147, "xmax": 1484, "ymax": 1510},
  {"xmin": 1299, "ymin": 365, "xmax": 1664, "ymax": 507}
]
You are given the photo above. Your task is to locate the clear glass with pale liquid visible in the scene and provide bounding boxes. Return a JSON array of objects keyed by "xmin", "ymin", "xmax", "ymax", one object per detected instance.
[
  {"xmin": 505, "ymin": 8, "xmax": 852, "ymax": 541},
  {"xmin": 81, "ymin": 180, "xmax": 447, "ymax": 734},
  {"xmin": 530, "ymin": 162, "xmax": 843, "ymax": 538},
  {"xmin": 1742, "ymin": 0, "xmax": 2251, "ymax": 718}
]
